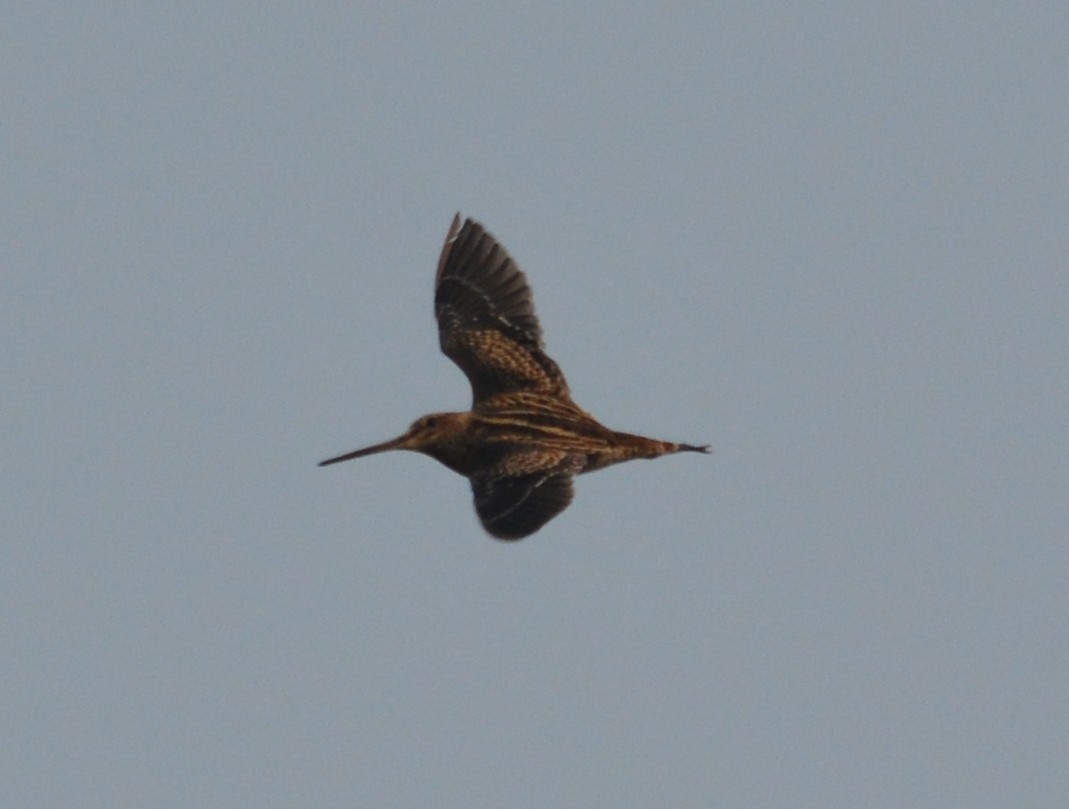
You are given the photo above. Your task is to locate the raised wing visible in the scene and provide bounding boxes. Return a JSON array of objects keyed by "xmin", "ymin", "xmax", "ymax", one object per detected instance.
[
  {"xmin": 472, "ymin": 471, "xmax": 575, "ymax": 540},
  {"xmin": 435, "ymin": 214, "xmax": 570, "ymax": 405}
]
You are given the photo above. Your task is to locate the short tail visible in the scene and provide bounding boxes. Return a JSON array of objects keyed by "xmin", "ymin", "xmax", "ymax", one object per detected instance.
[
  {"xmin": 677, "ymin": 443, "xmax": 711, "ymax": 454},
  {"xmin": 611, "ymin": 431, "xmax": 712, "ymax": 460}
]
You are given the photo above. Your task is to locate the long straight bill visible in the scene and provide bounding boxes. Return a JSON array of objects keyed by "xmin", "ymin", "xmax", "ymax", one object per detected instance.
[{"xmin": 318, "ymin": 435, "xmax": 407, "ymax": 467}]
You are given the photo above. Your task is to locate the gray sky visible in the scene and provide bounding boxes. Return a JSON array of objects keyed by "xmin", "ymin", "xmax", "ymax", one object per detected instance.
[{"xmin": 4, "ymin": 3, "xmax": 1067, "ymax": 807}]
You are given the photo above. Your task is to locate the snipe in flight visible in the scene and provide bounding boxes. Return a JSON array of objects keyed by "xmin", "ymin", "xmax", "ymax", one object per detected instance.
[{"xmin": 320, "ymin": 214, "xmax": 709, "ymax": 540}]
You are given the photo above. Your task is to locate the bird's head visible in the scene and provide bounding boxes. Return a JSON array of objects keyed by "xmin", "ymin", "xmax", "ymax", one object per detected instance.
[{"xmin": 318, "ymin": 412, "xmax": 470, "ymax": 468}]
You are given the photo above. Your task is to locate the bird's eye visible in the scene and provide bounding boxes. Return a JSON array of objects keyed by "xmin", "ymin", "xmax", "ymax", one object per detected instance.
[{"xmin": 423, "ymin": 417, "xmax": 438, "ymax": 429}]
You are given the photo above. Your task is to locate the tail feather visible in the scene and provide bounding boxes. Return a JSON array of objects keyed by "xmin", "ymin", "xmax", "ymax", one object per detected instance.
[
  {"xmin": 610, "ymin": 431, "xmax": 711, "ymax": 460},
  {"xmin": 677, "ymin": 443, "xmax": 711, "ymax": 454}
]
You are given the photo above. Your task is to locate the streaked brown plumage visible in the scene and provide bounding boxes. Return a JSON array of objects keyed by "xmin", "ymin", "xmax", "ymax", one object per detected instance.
[{"xmin": 320, "ymin": 214, "xmax": 709, "ymax": 540}]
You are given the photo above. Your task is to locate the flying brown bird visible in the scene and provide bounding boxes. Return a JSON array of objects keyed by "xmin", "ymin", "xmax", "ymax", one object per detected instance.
[{"xmin": 320, "ymin": 214, "xmax": 709, "ymax": 540}]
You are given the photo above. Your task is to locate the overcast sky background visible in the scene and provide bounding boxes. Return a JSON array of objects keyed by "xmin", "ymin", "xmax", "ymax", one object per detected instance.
[{"xmin": 4, "ymin": 3, "xmax": 1067, "ymax": 807}]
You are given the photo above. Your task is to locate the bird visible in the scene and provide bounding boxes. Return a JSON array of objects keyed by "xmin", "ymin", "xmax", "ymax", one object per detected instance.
[{"xmin": 319, "ymin": 214, "xmax": 709, "ymax": 540}]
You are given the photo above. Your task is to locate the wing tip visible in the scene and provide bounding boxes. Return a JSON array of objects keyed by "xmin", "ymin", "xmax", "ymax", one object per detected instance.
[{"xmin": 436, "ymin": 212, "xmax": 464, "ymax": 282}]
